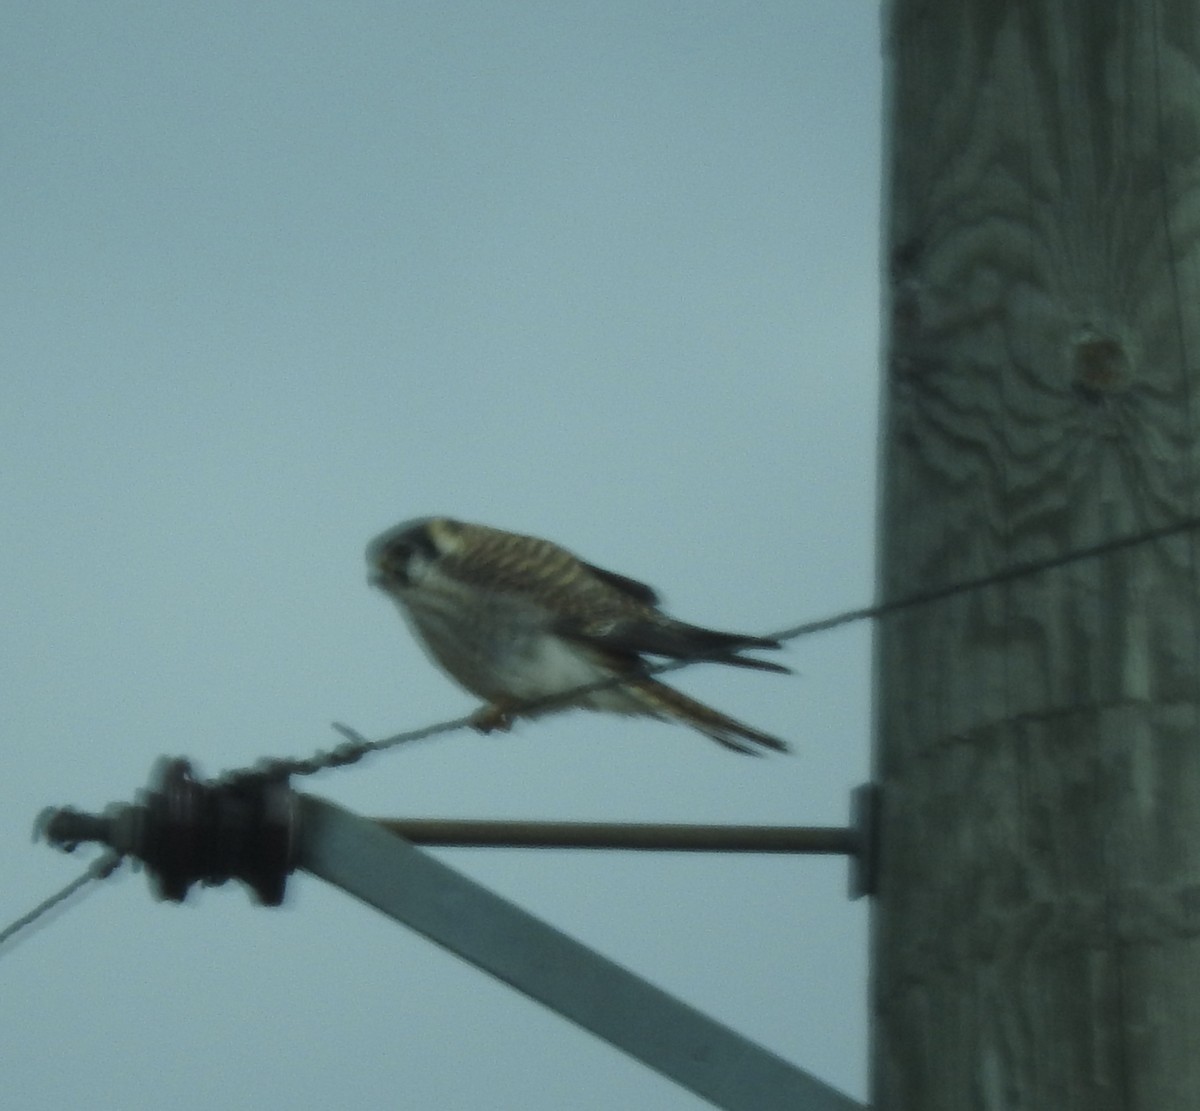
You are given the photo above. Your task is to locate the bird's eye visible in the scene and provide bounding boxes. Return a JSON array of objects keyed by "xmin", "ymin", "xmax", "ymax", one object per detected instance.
[{"xmin": 383, "ymin": 541, "xmax": 419, "ymax": 581}]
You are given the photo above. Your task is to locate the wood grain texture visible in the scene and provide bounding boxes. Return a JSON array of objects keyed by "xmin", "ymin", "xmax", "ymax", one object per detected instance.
[{"xmin": 875, "ymin": 2, "xmax": 1200, "ymax": 1108}]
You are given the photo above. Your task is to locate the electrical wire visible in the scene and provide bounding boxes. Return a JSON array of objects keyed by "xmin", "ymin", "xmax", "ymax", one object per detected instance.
[
  {"xmin": 772, "ymin": 510, "xmax": 1200, "ymax": 642},
  {"xmin": 223, "ymin": 511, "xmax": 1200, "ymax": 784},
  {"xmin": 0, "ymin": 853, "xmax": 122, "ymax": 953}
]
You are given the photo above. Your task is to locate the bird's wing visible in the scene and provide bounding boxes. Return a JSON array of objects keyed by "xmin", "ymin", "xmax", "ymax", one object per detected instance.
[
  {"xmin": 578, "ymin": 560, "xmax": 661, "ymax": 605},
  {"xmin": 447, "ymin": 526, "xmax": 787, "ymax": 672},
  {"xmin": 441, "ymin": 529, "xmax": 585, "ymax": 596},
  {"xmin": 556, "ymin": 615, "xmax": 791, "ymax": 674},
  {"xmin": 444, "ymin": 528, "xmax": 661, "ymax": 618}
]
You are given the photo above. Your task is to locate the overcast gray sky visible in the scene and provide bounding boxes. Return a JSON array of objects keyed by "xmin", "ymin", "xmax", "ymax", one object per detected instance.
[{"xmin": 3, "ymin": 5, "xmax": 881, "ymax": 1108}]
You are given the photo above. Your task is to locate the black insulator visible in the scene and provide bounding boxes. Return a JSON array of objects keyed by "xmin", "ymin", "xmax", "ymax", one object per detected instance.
[{"xmin": 39, "ymin": 759, "xmax": 295, "ymax": 906}]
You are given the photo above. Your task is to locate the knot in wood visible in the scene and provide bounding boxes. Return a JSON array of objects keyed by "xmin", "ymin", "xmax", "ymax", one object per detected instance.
[{"xmin": 1071, "ymin": 330, "xmax": 1130, "ymax": 400}]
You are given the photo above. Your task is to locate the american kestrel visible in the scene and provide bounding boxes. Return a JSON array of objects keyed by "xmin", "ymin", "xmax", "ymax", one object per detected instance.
[{"xmin": 366, "ymin": 516, "xmax": 791, "ymax": 754}]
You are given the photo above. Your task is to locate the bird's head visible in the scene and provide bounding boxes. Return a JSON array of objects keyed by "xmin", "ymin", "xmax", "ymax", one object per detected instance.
[{"xmin": 366, "ymin": 516, "xmax": 467, "ymax": 591}]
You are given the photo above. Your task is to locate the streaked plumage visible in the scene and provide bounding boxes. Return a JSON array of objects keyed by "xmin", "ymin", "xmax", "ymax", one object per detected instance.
[{"xmin": 366, "ymin": 516, "xmax": 791, "ymax": 754}]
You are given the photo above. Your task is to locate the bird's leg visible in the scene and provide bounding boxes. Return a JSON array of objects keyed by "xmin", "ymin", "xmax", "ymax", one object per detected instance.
[{"xmin": 470, "ymin": 701, "xmax": 519, "ymax": 734}]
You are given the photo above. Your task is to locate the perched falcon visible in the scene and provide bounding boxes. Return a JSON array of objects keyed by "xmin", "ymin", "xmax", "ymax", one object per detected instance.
[{"xmin": 366, "ymin": 516, "xmax": 791, "ymax": 754}]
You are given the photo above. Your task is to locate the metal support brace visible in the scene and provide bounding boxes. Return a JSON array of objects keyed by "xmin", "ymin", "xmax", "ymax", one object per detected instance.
[{"xmin": 298, "ymin": 794, "xmax": 863, "ymax": 1111}]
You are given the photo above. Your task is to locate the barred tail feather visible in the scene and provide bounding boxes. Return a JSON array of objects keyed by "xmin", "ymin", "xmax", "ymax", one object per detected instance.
[{"xmin": 628, "ymin": 678, "xmax": 790, "ymax": 756}]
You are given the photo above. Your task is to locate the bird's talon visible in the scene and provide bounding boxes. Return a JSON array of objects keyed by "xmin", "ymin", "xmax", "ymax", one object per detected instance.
[{"xmin": 471, "ymin": 704, "xmax": 516, "ymax": 734}]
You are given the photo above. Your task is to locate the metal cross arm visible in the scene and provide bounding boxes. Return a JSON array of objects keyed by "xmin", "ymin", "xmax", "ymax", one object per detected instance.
[
  {"xmin": 372, "ymin": 789, "xmax": 879, "ymax": 899},
  {"xmin": 39, "ymin": 759, "xmax": 871, "ymax": 1110},
  {"xmin": 373, "ymin": 816, "xmax": 856, "ymax": 852}
]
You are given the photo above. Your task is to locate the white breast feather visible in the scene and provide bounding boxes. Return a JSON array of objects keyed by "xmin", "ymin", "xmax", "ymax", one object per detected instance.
[
  {"xmin": 395, "ymin": 560, "xmax": 646, "ymax": 714},
  {"xmin": 519, "ymin": 635, "xmax": 647, "ymax": 715}
]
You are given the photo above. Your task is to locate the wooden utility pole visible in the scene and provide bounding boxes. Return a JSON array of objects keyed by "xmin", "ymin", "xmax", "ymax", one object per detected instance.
[{"xmin": 874, "ymin": 3, "xmax": 1200, "ymax": 1109}]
